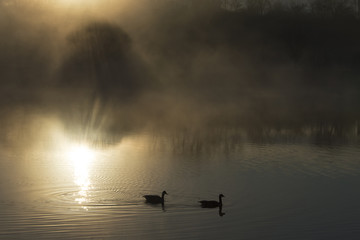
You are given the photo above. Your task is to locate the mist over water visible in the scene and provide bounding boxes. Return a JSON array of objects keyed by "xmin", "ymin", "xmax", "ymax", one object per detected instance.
[
  {"xmin": 1, "ymin": 0, "xmax": 360, "ymax": 141},
  {"xmin": 1, "ymin": 1, "xmax": 360, "ymax": 239}
]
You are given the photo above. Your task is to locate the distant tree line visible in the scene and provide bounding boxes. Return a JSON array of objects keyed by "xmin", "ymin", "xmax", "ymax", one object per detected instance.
[
  {"xmin": 186, "ymin": 0, "xmax": 360, "ymax": 17},
  {"xmin": 221, "ymin": 0, "xmax": 359, "ymax": 17}
]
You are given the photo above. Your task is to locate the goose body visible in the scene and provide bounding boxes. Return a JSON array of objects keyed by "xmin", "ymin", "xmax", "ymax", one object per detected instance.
[
  {"xmin": 199, "ymin": 194, "xmax": 224, "ymax": 208},
  {"xmin": 143, "ymin": 191, "xmax": 167, "ymax": 204}
]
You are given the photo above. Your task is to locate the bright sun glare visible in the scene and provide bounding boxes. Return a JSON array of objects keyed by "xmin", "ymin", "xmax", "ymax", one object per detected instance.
[
  {"xmin": 66, "ymin": 143, "xmax": 96, "ymax": 207},
  {"xmin": 67, "ymin": 144, "xmax": 95, "ymax": 164}
]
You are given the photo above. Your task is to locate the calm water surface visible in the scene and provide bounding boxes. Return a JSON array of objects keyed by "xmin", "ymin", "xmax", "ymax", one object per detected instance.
[{"xmin": 1, "ymin": 124, "xmax": 360, "ymax": 239}]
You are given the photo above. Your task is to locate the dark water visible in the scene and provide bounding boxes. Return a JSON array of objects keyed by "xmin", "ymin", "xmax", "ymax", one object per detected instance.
[{"xmin": 0, "ymin": 120, "xmax": 360, "ymax": 240}]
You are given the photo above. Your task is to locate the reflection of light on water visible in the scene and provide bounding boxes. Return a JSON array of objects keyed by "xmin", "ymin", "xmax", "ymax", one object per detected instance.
[{"xmin": 67, "ymin": 144, "xmax": 96, "ymax": 209}]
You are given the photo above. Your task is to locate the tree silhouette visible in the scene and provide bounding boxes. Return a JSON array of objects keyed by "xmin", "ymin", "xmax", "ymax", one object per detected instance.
[
  {"xmin": 309, "ymin": 0, "xmax": 355, "ymax": 17},
  {"xmin": 245, "ymin": 0, "xmax": 272, "ymax": 15}
]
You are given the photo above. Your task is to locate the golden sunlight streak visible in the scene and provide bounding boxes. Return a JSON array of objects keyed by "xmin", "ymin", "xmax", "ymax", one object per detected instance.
[{"xmin": 67, "ymin": 144, "xmax": 96, "ymax": 207}]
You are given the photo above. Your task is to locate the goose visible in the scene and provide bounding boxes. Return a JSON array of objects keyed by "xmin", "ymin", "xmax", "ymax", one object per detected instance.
[
  {"xmin": 199, "ymin": 194, "xmax": 224, "ymax": 208},
  {"xmin": 143, "ymin": 191, "xmax": 168, "ymax": 204}
]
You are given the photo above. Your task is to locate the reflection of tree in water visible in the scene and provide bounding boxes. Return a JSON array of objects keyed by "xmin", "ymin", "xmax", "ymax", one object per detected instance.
[
  {"xmin": 147, "ymin": 123, "xmax": 360, "ymax": 155},
  {"xmin": 154, "ymin": 128, "xmax": 245, "ymax": 155}
]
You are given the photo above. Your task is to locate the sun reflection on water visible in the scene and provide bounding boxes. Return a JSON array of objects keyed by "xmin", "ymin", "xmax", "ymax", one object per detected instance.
[{"xmin": 67, "ymin": 144, "xmax": 96, "ymax": 208}]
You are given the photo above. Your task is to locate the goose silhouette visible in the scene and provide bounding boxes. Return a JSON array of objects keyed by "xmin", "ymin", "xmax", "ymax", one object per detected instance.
[
  {"xmin": 143, "ymin": 191, "xmax": 168, "ymax": 204},
  {"xmin": 199, "ymin": 194, "xmax": 224, "ymax": 208}
]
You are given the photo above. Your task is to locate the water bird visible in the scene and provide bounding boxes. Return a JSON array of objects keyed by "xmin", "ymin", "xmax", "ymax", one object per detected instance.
[
  {"xmin": 199, "ymin": 194, "xmax": 224, "ymax": 208},
  {"xmin": 143, "ymin": 191, "xmax": 168, "ymax": 204}
]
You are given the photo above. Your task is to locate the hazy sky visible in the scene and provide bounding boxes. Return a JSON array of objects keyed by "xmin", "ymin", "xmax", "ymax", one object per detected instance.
[{"xmin": 0, "ymin": 0, "xmax": 359, "ymax": 140}]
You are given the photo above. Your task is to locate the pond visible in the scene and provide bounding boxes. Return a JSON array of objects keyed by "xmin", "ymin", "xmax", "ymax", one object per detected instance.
[{"xmin": 0, "ymin": 119, "xmax": 359, "ymax": 240}]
